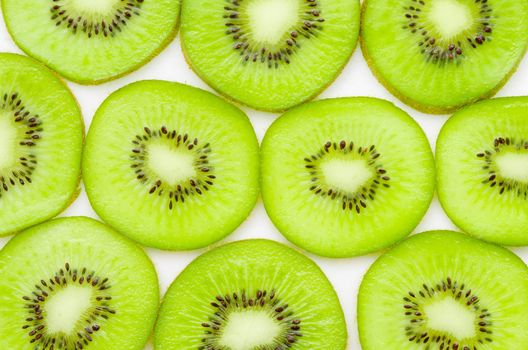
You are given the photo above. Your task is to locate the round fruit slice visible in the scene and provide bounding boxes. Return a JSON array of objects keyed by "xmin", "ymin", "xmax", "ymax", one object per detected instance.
[
  {"xmin": 261, "ymin": 97, "xmax": 435, "ymax": 257},
  {"xmin": 358, "ymin": 230, "xmax": 528, "ymax": 349},
  {"xmin": 180, "ymin": 0, "xmax": 360, "ymax": 112},
  {"xmin": 0, "ymin": 216, "xmax": 159, "ymax": 350},
  {"xmin": 83, "ymin": 80, "xmax": 259, "ymax": 250},
  {"xmin": 154, "ymin": 239, "xmax": 347, "ymax": 350},
  {"xmin": 1, "ymin": 0, "xmax": 180, "ymax": 83},
  {"xmin": 0, "ymin": 53, "xmax": 83, "ymax": 237},
  {"xmin": 361, "ymin": 0, "xmax": 528, "ymax": 113},
  {"xmin": 437, "ymin": 97, "xmax": 528, "ymax": 245}
]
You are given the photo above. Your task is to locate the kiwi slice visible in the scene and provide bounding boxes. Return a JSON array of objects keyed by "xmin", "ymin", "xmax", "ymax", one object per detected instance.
[
  {"xmin": 0, "ymin": 216, "xmax": 159, "ymax": 349},
  {"xmin": 180, "ymin": 0, "xmax": 360, "ymax": 112},
  {"xmin": 154, "ymin": 239, "xmax": 347, "ymax": 350},
  {"xmin": 83, "ymin": 80, "xmax": 259, "ymax": 250},
  {"xmin": 358, "ymin": 230, "xmax": 528, "ymax": 349},
  {"xmin": 436, "ymin": 97, "xmax": 528, "ymax": 245},
  {"xmin": 261, "ymin": 97, "xmax": 435, "ymax": 257},
  {"xmin": 361, "ymin": 0, "xmax": 528, "ymax": 113},
  {"xmin": 0, "ymin": 53, "xmax": 83, "ymax": 237},
  {"xmin": 1, "ymin": 0, "xmax": 180, "ymax": 84}
]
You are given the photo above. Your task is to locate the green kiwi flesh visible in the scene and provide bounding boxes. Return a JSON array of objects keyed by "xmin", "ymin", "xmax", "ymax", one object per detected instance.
[
  {"xmin": 358, "ymin": 230, "xmax": 528, "ymax": 349},
  {"xmin": 437, "ymin": 96, "xmax": 528, "ymax": 245},
  {"xmin": 361, "ymin": 0, "xmax": 528, "ymax": 113},
  {"xmin": 0, "ymin": 216, "xmax": 159, "ymax": 350},
  {"xmin": 154, "ymin": 239, "xmax": 347, "ymax": 350},
  {"xmin": 83, "ymin": 80, "xmax": 260, "ymax": 250},
  {"xmin": 261, "ymin": 97, "xmax": 435, "ymax": 257},
  {"xmin": 180, "ymin": 0, "xmax": 360, "ymax": 112},
  {"xmin": 1, "ymin": 0, "xmax": 180, "ymax": 84},
  {"xmin": 0, "ymin": 53, "xmax": 83, "ymax": 237}
]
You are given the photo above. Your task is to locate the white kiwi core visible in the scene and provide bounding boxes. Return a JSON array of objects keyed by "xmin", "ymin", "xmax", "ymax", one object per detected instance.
[
  {"xmin": 247, "ymin": 0, "xmax": 299, "ymax": 45},
  {"xmin": 44, "ymin": 285, "xmax": 93, "ymax": 334},
  {"xmin": 69, "ymin": 0, "xmax": 120, "ymax": 15},
  {"xmin": 423, "ymin": 297, "xmax": 476, "ymax": 340},
  {"xmin": 0, "ymin": 114, "xmax": 17, "ymax": 170},
  {"xmin": 147, "ymin": 143, "xmax": 197, "ymax": 187},
  {"xmin": 427, "ymin": 0, "xmax": 473, "ymax": 39},
  {"xmin": 320, "ymin": 159, "xmax": 374, "ymax": 194},
  {"xmin": 494, "ymin": 152, "xmax": 528, "ymax": 182},
  {"xmin": 219, "ymin": 310, "xmax": 282, "ymax": 350}
]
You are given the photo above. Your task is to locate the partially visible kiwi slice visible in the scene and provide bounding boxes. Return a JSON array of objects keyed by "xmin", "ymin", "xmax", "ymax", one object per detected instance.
[
  {"xmin": 83, "ymin": 80, "xmax": 260, "ymax": 250},
  {"xmin": 437, "ymin": 97, "xmax": 528, "ymax": 245},
  {"xmin": 0, "ymin": 53, "xmax": 83, "ymax": 237},
  {"xmin": 154, "ymin": 239, "xmax": 347, "ymax": 350},
  {"xmin": 1, "ymin": 0, "xmax": 180, "ymax": 83},
  {"xmin": 0, "ymin": 216, "xmax": 159, "ymax": 350},
  {"xmin": 180, "ymin": 0, "xmax": 360, "ymax": 112},
  {"xmin": 358, "ymin": 230, "xmax": 528, "ymax": 349},
  {"xmin": 261, "ymin": 97, "xmax": 435, "ymax": 257},
  {"xmin": 361, "ymin": 0, "xmax": 528, "ymax": 113}
]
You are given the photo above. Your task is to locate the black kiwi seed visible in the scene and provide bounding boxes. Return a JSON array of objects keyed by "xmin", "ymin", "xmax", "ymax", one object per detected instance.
[
  {"xmin": 403, "ymin": 0, "xmax": 493, "ymax": 64},
  {"xmin": 477, "ymin": 137, "xmax": 528, "ymax": 197},
  {"xmin": 21, "ymin": 262, "xmax": 114, "ymax": 349},
  {"xmin": 130, "ymin": 126, "xmax": 215, "ymax": 209},
  {"xmin": 225, "ymin": 0, "xmax": 325, "ymax": 68},
  {"xmin": 304, "ymin": 140, "xmax": 389, "ymax": 214},
  {"xmin": 403, "ymin": 277, "xmax": 492, "ymax": 350},
  {"xmin": 50, "ymin": 0, "xmax": 144, "ymax": 38},
  {"xmin": 0, "ymin": 92, "xmax": 41, "ymax": 198},
  {"xmin": 199, "ymin": 289, "xmax": 301, "ymax": 350}
]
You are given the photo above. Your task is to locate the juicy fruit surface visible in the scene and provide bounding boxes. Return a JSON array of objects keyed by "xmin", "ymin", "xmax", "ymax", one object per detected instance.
[
  {"xmin": 361, "ymin": 0, "xmax": 528, "ymax": 113},
  {"xmin": 181, "ymin": 0, "xmax": 360, "ymax": 111},
  {"xmin": 358, "ymin": 231, "xmax": 528, "ymax": 350},
  {"xmin": 83, "ymin": 80, "xmax": 260, "ymax": 250},
  {"xmin": 0, "ymin": 53, "xmax": 83, "ymax": 236},
  {"xmin": 1, "ymin": 0, "xmax": 180, "ymax": 83},
  {"xmin": 437, "ymin": 97, "xmax": 528, "ymax": 245},
  {"xmin": 261, "ymin": 97, "xmax": 435, "ymax": 257},
  {"xmin": 0, "ymin": 217, "xmax": 159, "ymax": 350},
  {"xmin": 154, "ymin": 239, "xmax": 347, "ymax": 350}
]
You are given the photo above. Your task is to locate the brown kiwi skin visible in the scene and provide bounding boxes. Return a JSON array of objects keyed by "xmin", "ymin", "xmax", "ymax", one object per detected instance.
[
  {"xmin": 179, "ymin": 26, "xmax": 359, "ymax": 113},
  {"xmin": 359, "ymin": 0, "xmax": 528, "ymax": 115},
  {"xmin": 0, "ymin": 3, "xmax": 181, "ymax": 85},
  {"xmin": 0, "ymin": 54, "xmax": 85, "ymax": 237}
]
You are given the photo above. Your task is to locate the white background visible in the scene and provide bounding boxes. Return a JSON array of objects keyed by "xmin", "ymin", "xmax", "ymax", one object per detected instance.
[{"xmin": 1, "ymin": 11, "xmax": 528, "ymax": 350}]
